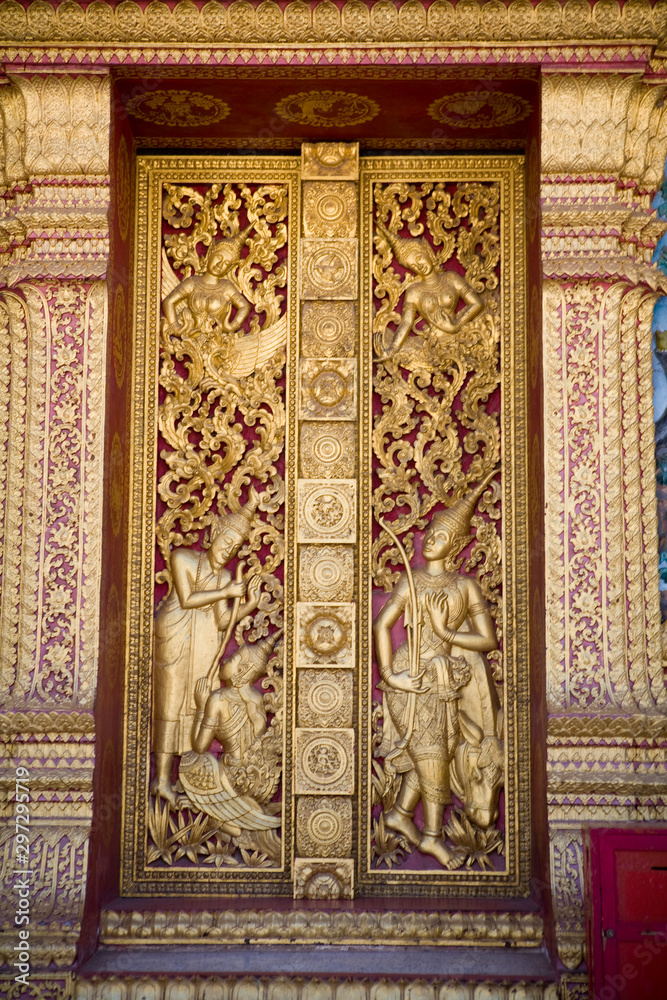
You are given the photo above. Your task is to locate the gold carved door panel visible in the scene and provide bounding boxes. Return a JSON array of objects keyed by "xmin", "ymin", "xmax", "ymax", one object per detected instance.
[{"xmin": 121, "ymin": 145, "xmax": 529, "ymax": 902}]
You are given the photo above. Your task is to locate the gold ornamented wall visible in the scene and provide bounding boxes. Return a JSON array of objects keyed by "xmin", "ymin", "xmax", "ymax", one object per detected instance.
[{"xmin": 1, "ymin": 9, "xmax": 667, "ymax": 1000}]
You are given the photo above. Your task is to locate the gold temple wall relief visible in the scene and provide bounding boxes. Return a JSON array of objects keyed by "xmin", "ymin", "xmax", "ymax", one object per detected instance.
[{"xmin": 122, "ymin": 149, "xmax": 530, "ymax": 900}]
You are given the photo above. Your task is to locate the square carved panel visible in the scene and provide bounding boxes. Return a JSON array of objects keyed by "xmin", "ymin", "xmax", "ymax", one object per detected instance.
[
  {"xmin": 300, "ymin": 422, "xmax": 356, "ymax": 479},
  {"xmin": 298, "ymin": 544, "xmax": 355, "ymax": 602},
  {"xmin": 297, "ymin": 480, "xmax": 356, "ymax": 543},
  {"xmin": 297, "ymin": 603, "xmax": 355, "ymax": 668},
  {"xmin": 299, "ymin": 359, "xmax": 356, "ymax": 421},
  {"xmin": 296, "ymin": 796, "xmax": 353, "ymax": 858},
  {"xmin": 300, "ymin": 240, "xmax": 358, "ymax": 300},
  {"xmin": 298, "ymin": 669, "xmax": 354, "ymax": 728},
  {"xmin": 303, "ymin": 182, "xmax": 358, "ymax": 239},
  {"xmin": 301, "ymin": 301, "xmax": 356, "ymax": 358},
  {"xmin": 294, "ymin": 728, "xmax": 355, "ymax": 795}
]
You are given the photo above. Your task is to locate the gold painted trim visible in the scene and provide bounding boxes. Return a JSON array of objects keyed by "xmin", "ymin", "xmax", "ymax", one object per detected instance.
[
  {"xmin": 75, "ymin": 974, "xmax": 557, "ymax": 1000},
  {"xmin": 100, "ymin": 905, "xmax": 543, "ymax": 947},
  {"xmin": 0, "ymin": 0, "xmax": 665, "ymax": 51}
]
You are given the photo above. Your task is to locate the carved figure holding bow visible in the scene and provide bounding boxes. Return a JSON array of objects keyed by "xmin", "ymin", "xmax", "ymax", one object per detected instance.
[{"xmin": 373, "ymin": 475, "xmax": 502, "ymax": 869}]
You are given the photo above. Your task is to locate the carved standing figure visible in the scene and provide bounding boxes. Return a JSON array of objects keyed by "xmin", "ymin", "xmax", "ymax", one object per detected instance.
[
  {"xmin": 151, "ymin": 492, "xmax": 262, "ymax": 807},
  {"xmin": 373, "ymin": 223, "xmax": 483, "ymax": 361},
  {"xmin": 373, "ymin": 476, "xmax": 503, "ymax": 869}
]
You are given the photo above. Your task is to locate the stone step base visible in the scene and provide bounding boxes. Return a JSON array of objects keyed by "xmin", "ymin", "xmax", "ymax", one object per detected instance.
[{"xmin": 76, "ymin": 945, "xmax": 559, "ymax": 1000}]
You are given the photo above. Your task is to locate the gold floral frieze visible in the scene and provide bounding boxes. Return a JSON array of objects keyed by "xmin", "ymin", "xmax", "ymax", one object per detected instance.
[
  {"xmin": 99, "ymin": 905, "xmax": 544, "ymax": 947},
  {"xmin": 2, "ymin": 0, "xmax": 665, "ymax": 50}
]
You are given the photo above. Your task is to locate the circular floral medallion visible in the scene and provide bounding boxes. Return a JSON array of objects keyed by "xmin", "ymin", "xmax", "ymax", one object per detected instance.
[
  {"xmin": 311, "ymin": 370, "xmax": 347, "ymax": 408},
  {"xmin": 315, "ymin": 314, "xmax": 345, "ymax": 344},
  {"xmin": 304, "ymin": 547, "xmax": 351, "ymax": 600},
  {"xmin": 308, "ymin": 806, "xmax": 342, "ymax": 847},
  {"xmin": 124, "ymin": 89, "xmax": 231, "ymax": 128},
  {"xmin": 307, "ymin": 678, "xmax": 344, "ymax": 718},
  {"xmin": 305, "ymin": 612, "xmax": 348, "ymax": 661},
  {"xmin": 305, "ymin": 738, "xmax": 346, "ymax": 785},
  {"xmin": 306, "ymin": 246, "xmax": 352, "ymax": 294},
  {"xmin": 275, "ymin": 90, "xmax": 379, "ymax": 128},
  {"xmin": 312, "ymin": 432, "xmax": 342, "ymax": 465},
  {"xmin": 310, "ymin": 492, "xmax": 345, "ymax": 529},
  {"xmin": 428, "ymin": 91, "xmax": 531, "ymax": 130}
]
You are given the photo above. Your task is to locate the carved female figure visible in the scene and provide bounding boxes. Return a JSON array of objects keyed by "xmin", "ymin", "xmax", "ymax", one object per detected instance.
[
  {"xmin": 151, "ymin": 493, "xmax": 262, "ymax": 807},
  {"xmin": 373, "ymin": 224, "xmax": 484, "ymax": 361},
  {"xmin": 161, "ymin": 227, "xmax": 253, "ymax": 348},
  {"xmin": 373, "ymin": 478, "xmax": 502, "ymax": 868}
]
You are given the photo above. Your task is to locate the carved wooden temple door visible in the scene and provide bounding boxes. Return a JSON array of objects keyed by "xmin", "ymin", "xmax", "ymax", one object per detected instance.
[{"xmin": 115, "ymin": 141, "xmax": 542, "ymax": 929}]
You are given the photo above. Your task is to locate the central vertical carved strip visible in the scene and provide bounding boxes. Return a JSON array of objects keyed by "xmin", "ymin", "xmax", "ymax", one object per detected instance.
[{"xmin": 294, "ymin": 142, "xmax": 360, "ymax": 900}]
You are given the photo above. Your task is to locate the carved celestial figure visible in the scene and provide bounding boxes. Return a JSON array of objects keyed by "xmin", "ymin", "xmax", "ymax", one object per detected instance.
[
  {"xmin": 151, "ymin": 492, "xmax": 262, "ymax": 807},
  {"xmin": 373, "ymin": 222, "xmax": 484, "ymax": 361}
]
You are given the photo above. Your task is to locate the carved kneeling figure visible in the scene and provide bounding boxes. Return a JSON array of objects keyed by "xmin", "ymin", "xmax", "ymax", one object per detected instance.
[{"xmin": 177, "ymin": 633, "xmax": 282, "ymax": 837}]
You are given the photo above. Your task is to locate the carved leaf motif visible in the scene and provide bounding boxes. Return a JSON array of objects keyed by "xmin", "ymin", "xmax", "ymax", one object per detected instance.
[{"xmin": 371, "ymin": 179, "xmax": 501, "ymax": 610}]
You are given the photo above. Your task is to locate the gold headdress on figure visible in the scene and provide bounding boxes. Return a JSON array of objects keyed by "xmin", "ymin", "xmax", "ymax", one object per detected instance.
[
  {"xmin": 227, "ymin": 629, "xmax": 284, "ymax": 688},
  {"xmin": 211, "ymin": 487, "xmax": 260, "ymax": 542},
  {"xmin": 431, "ymin": 470, "xmax": 498, "ymax": 542},
  {"xmin": 376, "ymin": 221, "xmax": 435, "ymax": 271},
  {"xmin": 205, "ymin": 223, "xmax": 254, "ymax": 270}
]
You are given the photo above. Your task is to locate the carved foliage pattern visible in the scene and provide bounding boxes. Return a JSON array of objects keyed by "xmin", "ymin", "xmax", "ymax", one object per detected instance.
[
  {"xmin": 157, "ymin": 182, "xmax": 288, "ymax": 596},
  {"xmin": 0, "ymin": 823, "xmax": 89, "ymax": 968},
  {"xmin": 372, "ymin": 181, "xmax": 502, "ymax": 621},
  {"xmin": 549, "ymin": 826, "xmax": 585, "ymax": 972},
  {"xmin": 543, "ymin": 279, "xmax": 665, "ymax": 712},
  {"xmin": 7, "ymin": 74, "xmax": 110, "ymax": 177},
  {"xmin": 542, "ymin": 75, "xmax": 667, "ymax": 190},
  {"xmin": 0, "ymin": 283, "xmax": 105, "ymax": 708}
]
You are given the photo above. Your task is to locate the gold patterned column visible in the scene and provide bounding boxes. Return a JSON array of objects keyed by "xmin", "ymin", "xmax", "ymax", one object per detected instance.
[
  {"xmin": 294, "ymin": 142, "xmax": 359, "ymax": 900},
  {"xmin": 0, "ymin": 72, "xmax": 109, "ymax": 983},
  {"xmin": 542, "ymin": 73, "xmax": 667, "ymax": 992}
]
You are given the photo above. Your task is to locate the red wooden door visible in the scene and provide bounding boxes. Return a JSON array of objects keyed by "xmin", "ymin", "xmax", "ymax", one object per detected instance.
[{"xmin": 587, "ymin": 828, "xmax": 667, "ymax": 1000}]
